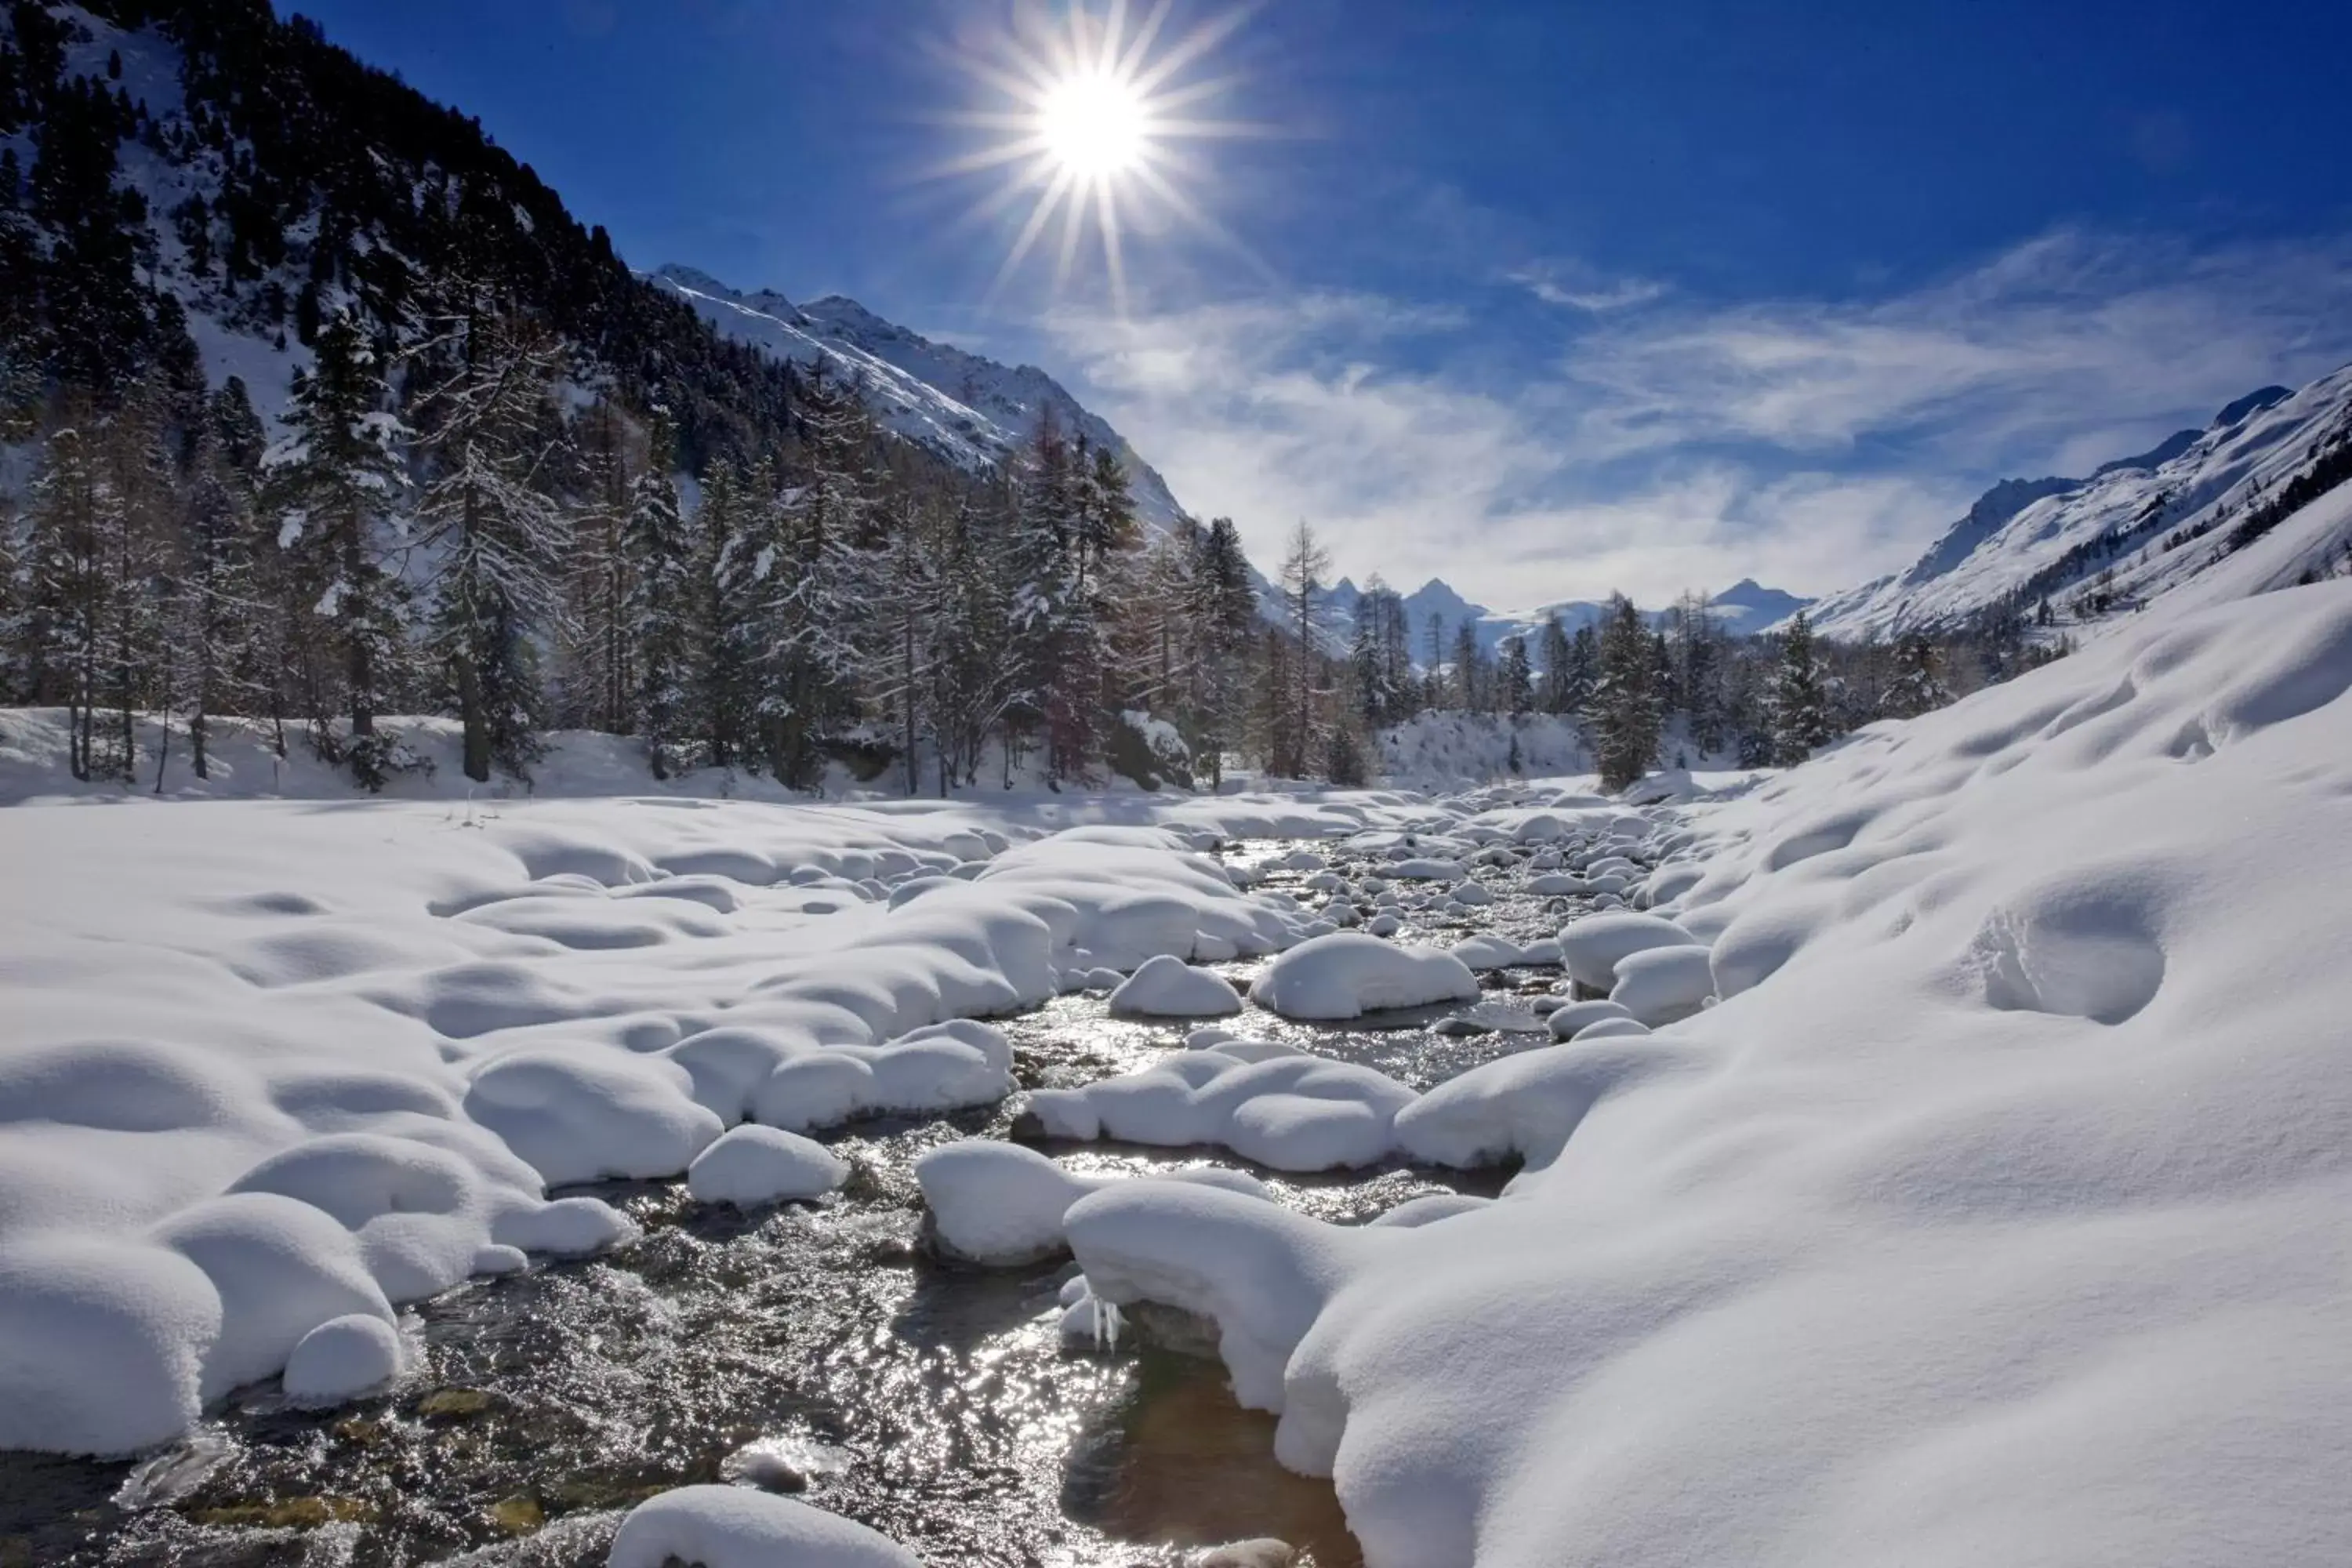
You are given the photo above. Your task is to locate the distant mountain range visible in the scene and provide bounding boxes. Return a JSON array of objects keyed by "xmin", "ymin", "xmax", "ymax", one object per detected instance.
[
  {"xmin": 1805, "ymin": 372, "xmax": 2352, "ymax": 639},
  {"xmin": 1323, "ymin": 575, "xmax": 1811, "ymax": 656}
]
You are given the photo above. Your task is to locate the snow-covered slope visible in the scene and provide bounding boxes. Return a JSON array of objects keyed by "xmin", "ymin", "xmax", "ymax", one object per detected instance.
[
  {"xmin": 648, "ymin": 265, "xmax": 1190, "ymax": 533},
  {"xmin": 1804, "ymin": 369, "xmax": 2352, "ymax": 638},
  {"xmin": 1064, "ymin": 564, "xmax": 2352, "ymax": 1566}
]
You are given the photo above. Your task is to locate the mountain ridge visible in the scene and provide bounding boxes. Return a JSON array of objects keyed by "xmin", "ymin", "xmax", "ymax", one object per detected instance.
[{"xmin": 1802, "ymin": 372, "xmax": 2352, "ymax": 639}]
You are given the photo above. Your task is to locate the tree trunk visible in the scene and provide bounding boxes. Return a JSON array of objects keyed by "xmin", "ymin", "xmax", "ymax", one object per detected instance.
[{"xmin": 454, "ymin": 654, "xmax": 490, "ymax": 783}]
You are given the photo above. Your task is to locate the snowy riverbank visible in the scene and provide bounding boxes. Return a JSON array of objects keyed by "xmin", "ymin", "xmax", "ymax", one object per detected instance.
[{"xmin": 5, "ymin": 569, "xmax": 2352, "ymax": 1566}]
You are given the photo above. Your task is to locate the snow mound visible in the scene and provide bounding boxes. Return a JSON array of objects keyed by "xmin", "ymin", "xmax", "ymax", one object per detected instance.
[
  {"xmin": 608, "ymin": 1484, "xmax": 918, "ymax": 1568},
  {"xmin": 1543, "ymin": 999, "xmax": 1634, "ymax": 1040},
  {"xmin": 1608, "ymin": 943, "xmax": 1717, "ymax": 1025},
  {"xmin": 1109, "ymin": 955, "xmax": 1246, "ymax": 1018},
  {"xmin": 913, "ymin": 1140, "xmax": 1268, "ymax": 1265},
  {"xmin": 1022, "ymin": 1047, "xmax": 1417, "ymax": 1172},
  {"xmin": 1555, "ymin": 911, "xmax": 1700, "ymax": 990},
  {"xmin": 686, "ymin": 1125, "xmax": 849, "ymax": 1207},
  {"xmin": 281, "ymin": 1313, "xmax": 405, "ymax": 1405},
  {"xmin": 1247, "ymin": 933, "xmax": 1479, "ymax": 1021},
  {"xmin": 464, "ymin": 1050, "xmax": 723, "ymax": 1188}
]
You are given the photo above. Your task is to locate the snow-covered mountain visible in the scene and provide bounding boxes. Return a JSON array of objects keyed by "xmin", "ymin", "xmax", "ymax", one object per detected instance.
[
  {"xmin": 649, "ymin": 266, "xmax": 1190, "ymax": 533},
  {"xmin": 1325, "ymin": 575, "xmax": 1813, "ymax": 658},
  {"xmin": 1803, "ymin": 368, "xmax": 2352, "ymax": 639}
]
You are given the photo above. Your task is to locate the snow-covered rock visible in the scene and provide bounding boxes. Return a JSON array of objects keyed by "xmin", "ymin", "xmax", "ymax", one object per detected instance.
[
  {"xmin": 913, "ymin": 1141, "xmax": 1268, "ymax": 1265},
  {"xmin": 1247, "ymin": 933, "xmax": 1480, "ymax": 1021},
  {"xmin": 1022, "ymin": 1047, "xmax": 1417, "ymax": 1172},
  {"xmin": 609, "ymin": 1484, "xmax": 917, "ymax": 1568},
  {"xmin": 686, "ymin": 1125, "xmax": 849, "ymax": 1207},
  {"xmin": 1555, "ymin": 911, "xmax": 1700, "ymax": 991},
  {"xmin": 1109, "ymin": 955, "xmax": 1246, "ymax": 1018},
  {"xmin": 1543, "ymin": 999, "xmax": 1636, "ymax": 1040},
  {"xmin": 1607, "ymin": 944, "xmax": 1718, "ymax": 1025},
  {"xmin": 281, "ymin": 1314, "xmax": 405, "ymax": 1406}
]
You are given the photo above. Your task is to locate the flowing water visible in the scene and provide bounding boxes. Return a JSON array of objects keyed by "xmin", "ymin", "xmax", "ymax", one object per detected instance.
[{"xmin": 0, "ymin": 837, "xmax": 1595, "ymax": 1568}]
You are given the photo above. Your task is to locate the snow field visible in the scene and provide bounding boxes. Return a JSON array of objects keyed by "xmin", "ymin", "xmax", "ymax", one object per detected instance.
[{"xmin": 0, "ymin": 793, "xmax": 1384, "ymax": 1456}]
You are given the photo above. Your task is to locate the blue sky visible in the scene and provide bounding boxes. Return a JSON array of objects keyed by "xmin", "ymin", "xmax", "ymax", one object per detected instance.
[{"xmin": 285, "ymin": 0, "xmax": 2352, "ymax": 608}]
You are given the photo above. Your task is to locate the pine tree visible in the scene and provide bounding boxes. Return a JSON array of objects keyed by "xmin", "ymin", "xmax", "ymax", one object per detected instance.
[
  {"xmin": 1536, "ymin": 611, "xmax": 1573, "ymax": 714},
  {"xmin": 1882, "ymin": 631, "xmax": 1952, "ymax": 720},
  {"xmin": 412, "ymin": 303, "xmax": 572, "ymax": 783},
  {"xmin": 1500, "ymin": 633, "xmax": 1534, "ymax": 715},
  {"xmin": 166, "ymin": 426, "xmax": 264, "ymax": 780},
  {"xmin": 1450, "ymin": 620, "xmax": 1483, "ymax": 711},
  {"xmin": 1588, "ymin": 594, "xmax": 1661, "ymax": 791},
  {"xmin": 263, "ymin": 310, "xmax": 412, "ymax": 786},
  {"xmin": 1187, "ymin": 515, "xmax": 1258, "ymax": 788},
  {"xmin": 565, "ymin": 395, "xmax": 633, "ymax": 733},
  {"xmin": 694, "ymin": 460, "xmax": 755, "ymax": 771},
  {"xmin": 623, "ymin": 407, "xmax": 695, "ymax": 779},
  {"xmin": 1770, "ymin": 610, "xmax": 1835, "ymax": 764}
]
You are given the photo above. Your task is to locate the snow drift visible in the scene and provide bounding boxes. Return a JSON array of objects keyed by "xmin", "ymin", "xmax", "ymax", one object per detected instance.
[{"xmin": 1068, "ymin": 575, "xmax": 2352, "ymax": 1566}]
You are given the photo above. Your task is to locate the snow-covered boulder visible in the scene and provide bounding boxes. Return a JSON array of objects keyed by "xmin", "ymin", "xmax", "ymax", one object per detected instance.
[
  {"xmin": 1248, "ymin": 933, "xmax": 1479, "ymax": 1021},
  {"xmin": 281, "ymin": 1314, "xmax": 405, "ymax": 1405},
  {"xmin": 1108, "ymin": 954, "xmax": 1246, "ymax": 1018},
  {"xmin": 463, "ymin": 1049, "xmax": 723, "ymax": 1188},
  {"xmin": 685, "ymin": 1124, "xmax": 848, "ymax": 1207},
  {"xmin": 609, "ymin": 1486, "xmax": 916, "ymax": 1568},
  {"xmin": 1022, "ymin": 1047, "xmax": 1417, "ymax": 1171},
  {"xmin": 1544, "ymin": 999, "xmax": 1636, "ymax": 1040},
  {"xmin": 1450, "ymin": 935, "xmax": 1524, "ymax": 971},
  {"xmin": 914, "ymin": 1140, "xmax": 1269, "ymax": 1265},
  {"xmin": 1608, "ymin": 944, "xmax": 1717, "ymax": 1025},
  {"xmin": 1555, "ymin": 911, "xmax": 1700, "ymax": 991}
]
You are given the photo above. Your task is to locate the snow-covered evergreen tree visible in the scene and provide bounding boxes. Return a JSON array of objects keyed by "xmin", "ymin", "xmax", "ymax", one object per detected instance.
[
  {"xmin": 622, "ymin": 408, "xmax": 695, "ymax": 778},
  {"xmin": 1536, "ymin": 611, "xmax": 1573, "ymax": 714},
  {"xmin": 263, "ymin": 310, "xmax": 412, "ymax": 787},
  {"xmin": 1588, "ymin": 593, "xmax": 1662, "ymax": 791},
  {"xmin": 1500, "ymin": 633, "xmax": 1534, "ymax": 716},
  {"xmin": 1882, "ymin": 631, "xmax": 1953, "ymax": 720},
  {"xmin": 1770, "ymin": 610, "xmax": 1836, "ymax": 764},
  {"xmin": 411, "ymin": 303, "xmax": 572, "ymax": 783}
]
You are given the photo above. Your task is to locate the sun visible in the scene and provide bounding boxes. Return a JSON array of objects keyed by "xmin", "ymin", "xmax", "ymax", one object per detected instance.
[
  {"xmin": 933, "ymin": 1, "xmax": 1264, "ymax": 305},
  {"xmin": 1038, "ymin": 68, "xmax": 1149, "ymax": 178}
]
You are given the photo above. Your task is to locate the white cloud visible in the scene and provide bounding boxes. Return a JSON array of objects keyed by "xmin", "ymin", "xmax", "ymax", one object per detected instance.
[
  {"xmin": 1508, "ymin": 262, "xmax": 1668, "ymax": 314},
  {"xmin": 1043, "ymin": 230, "xmax": 2352, "ymax": 609}
]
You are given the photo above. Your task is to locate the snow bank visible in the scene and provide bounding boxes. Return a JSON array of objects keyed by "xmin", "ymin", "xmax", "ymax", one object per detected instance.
[
  {"xmin": 608, "ymin": 1485, "xmax": 917, "ymax": 1568},
  {"xmin": 1247, "ymin": 933, "xmax": 1479, "ymax": 1021},
  {"xmin": 1043, "ymin": 579, "xmax": 2352, "ymax": 1566}
]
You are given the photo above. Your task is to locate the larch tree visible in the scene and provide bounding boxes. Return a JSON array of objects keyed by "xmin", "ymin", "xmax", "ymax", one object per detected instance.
[{"xmin": 1276, "ymin": 519, "xmax": 1330, "ymax": 778}]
